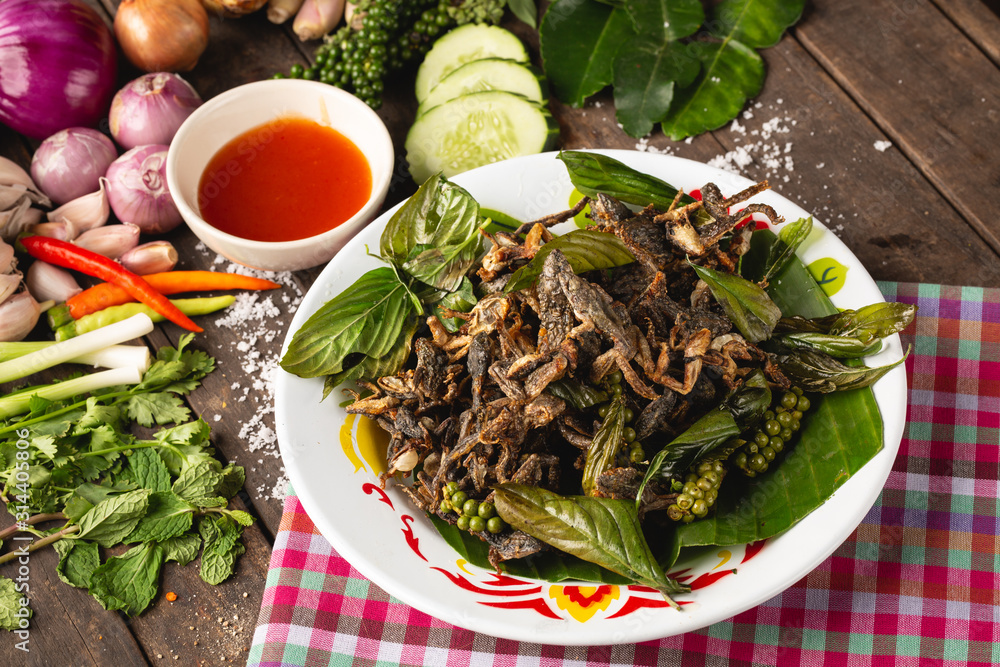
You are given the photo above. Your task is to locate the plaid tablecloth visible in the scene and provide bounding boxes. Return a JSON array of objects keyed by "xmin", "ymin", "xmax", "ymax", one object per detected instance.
[{"xmin": 247, "ymin": 282, "xmax": 1000, "ymax": 667}]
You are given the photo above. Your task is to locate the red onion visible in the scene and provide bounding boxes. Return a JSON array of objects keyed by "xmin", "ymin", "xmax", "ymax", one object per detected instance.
[
  {"xmin": 31, "ymin": 128, "xmax": 118, "ymax": 205},
  {"xmin": 105, "ymin": 145, "xmax": 182, "ymax": 234},
  {"xmin": 0, "ymin": 0, "xmax": 117, "ymax": 140},
  {"xmin": 109, "ymin": 73, "xmax": 203, "ymax": 150}
]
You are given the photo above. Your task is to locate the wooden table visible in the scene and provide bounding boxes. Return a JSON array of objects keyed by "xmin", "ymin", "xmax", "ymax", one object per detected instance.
[{"xmin": 2, "ymin": 1, "xmax": 998, "ymax": 664}]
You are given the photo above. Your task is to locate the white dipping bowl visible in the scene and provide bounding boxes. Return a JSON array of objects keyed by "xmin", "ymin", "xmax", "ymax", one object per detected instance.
[{"xmin": 166, "ymin": 79, "xmax": 393, "ymax": 272}]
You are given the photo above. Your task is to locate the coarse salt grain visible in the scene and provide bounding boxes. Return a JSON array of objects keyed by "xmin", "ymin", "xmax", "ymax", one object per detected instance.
[{"xmin": 874, "ymin": 140, "xmax": 892, "ymax": 152}]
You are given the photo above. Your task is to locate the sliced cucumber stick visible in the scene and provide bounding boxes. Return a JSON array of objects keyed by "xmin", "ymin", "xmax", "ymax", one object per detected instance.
[
  {"xmin": 415, "ymin": 24, "xmax": 529, "ymax": 102},
  {"xmin": 405, "ymin": 91, "xmax": 558, "ymax": 183},
  {"xmin": 417, "ymin": 58, "xmax": 547, "ymax": 117}
]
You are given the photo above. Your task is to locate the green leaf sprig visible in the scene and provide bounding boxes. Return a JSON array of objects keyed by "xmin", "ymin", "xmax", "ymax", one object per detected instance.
[
  {"xmin": 0, "ymin": 336, "xmax": 252, "ymax": 621},
  {"xmin": 540, "ymin": 0, "xmax": 807, "ymax": 140}
]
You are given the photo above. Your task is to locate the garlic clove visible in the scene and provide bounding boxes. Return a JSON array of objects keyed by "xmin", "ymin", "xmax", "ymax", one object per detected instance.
[
  {"xmin": 29, "ymin": 220, "xmax": 79, "ymax": 242},
  {"xmin": 0, "ymin": 238, "xmax": 14, "ymax": 274},
  {"xmin": 0, "ymin": 291, "xmax": 41, "ymax": 342},
  {"xmin": 47, "ymin": 177, "xmax": 111, "ymax": 232},
  {"xmin": 26, "ymin": 261, "xmax": 82, "ymax": 303},
  {"xmin": 0, "ymin": 196, "xmax": 37, "ymax": 243},
  {"xmin": 0, "ymin": 272, "xmax": 20, "ymax": 305},
  {"xmin": 73, "ymin": 222, "xmax": 141, "ymax": 260},
  {"xmin": 0, "ymin": 157, "xmax": 51, "ymax": 207},
  {"xmin": 119, "ymin": 240, "xmax": 179, "ymax": 275}
]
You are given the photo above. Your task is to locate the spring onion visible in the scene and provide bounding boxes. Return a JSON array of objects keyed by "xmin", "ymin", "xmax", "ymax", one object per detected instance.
[
  {"xmin": 0, "ymin": 312, "xmax": 153, "ymax": 384},
  {"xmin": 0, "ymin": 342, "xmax": 151, "ymax": 371},
  {"xmin": 0, "ymin": 366, "xmax": 142, "ymax": 420}
]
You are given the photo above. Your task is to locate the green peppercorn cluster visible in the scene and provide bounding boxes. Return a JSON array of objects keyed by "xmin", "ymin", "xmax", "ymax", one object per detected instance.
[
  {"xmin": 277, "ymin": 0, "xmax": 502, "ymax": 109},
  {"xmin": 667, "ymin": 460, "xmax": 726, "ymax": 523},
  {"xmin": 596, "ymin": 370, "xmax": 646, "ymax": 464},
  {"xmin": 439, "ymin": 482, "xmax": 506, "ymax": 534},
  {"xmin": 729, "ymin": 387, "xmax": 812, "ymax": 477}
]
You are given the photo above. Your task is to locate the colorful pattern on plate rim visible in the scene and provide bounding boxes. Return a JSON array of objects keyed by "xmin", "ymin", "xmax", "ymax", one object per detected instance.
[{"xmin": 339, "ymin": 413, "xmax": 769, "ymax": 622}]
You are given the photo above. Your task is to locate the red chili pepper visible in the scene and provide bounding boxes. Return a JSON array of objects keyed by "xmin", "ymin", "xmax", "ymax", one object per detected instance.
[{"xmin": 20, "ymin": 236, "xmax": 203, "ymax": 333}]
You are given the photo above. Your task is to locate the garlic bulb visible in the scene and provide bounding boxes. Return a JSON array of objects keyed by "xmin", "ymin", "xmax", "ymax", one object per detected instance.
[{"xmin": 0, "ymin": 292, "xmax": 40, "ymax": 342}]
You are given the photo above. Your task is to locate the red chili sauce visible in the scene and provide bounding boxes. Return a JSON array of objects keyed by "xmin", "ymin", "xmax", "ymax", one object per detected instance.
[{"xmin": 197, "ymin": 116, "xmax": 371, "ymax": 243}]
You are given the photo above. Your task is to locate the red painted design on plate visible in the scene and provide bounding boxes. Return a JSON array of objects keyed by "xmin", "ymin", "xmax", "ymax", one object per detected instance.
[
  {"xmin": 479, "ymin": 597, "xmax": 562, "ymax": 619},
  {"xmin": 688, "ymin": 568, "xmax": 736, "ymax": 590},
  {"xmin": 362, "ymin": 482, "xmax": 394, "ymax": 509},
  {"xmin": 431, "ymin": 567, "xmax": 541, "ymax": 597},
  {"xmin": 742, "ymin": 539, "xmax": 767, "ymax": 563},
  {"xmin": 400, "ymin": 514, "xmax": 426, "ymax": 562}
]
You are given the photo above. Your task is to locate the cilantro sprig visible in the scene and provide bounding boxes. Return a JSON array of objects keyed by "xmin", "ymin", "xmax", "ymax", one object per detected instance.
[{"xmin": 0, "ymin": 335, "xmax": 252, "ymax": 625}]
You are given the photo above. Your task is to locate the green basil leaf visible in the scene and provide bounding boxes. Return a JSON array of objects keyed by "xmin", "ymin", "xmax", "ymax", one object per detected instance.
[
  {"xmin": 539, "ymin": 0, "xmax": 634, "ymax": 107},
  {"xmin": 505, "ymin": 229, "xmax": 635, "ymax": 293},
  {"xmin": 124, "ymin": 492, "xmax": 196, "ymax": 544},
  {"xmin": 430, "ymin": 515, "xmax": 633, "ymax": 584},
  {"xmin": 762, "ymin": 217, "xmax": 813, "ymax": 282},
  {"xmin": 494, "ymin": 484, "xmax": 688, "ymax": 600},
  {"xmin": 436, "ymin": 276, "xmax": 477, "ymax": 334},
  {"xmin": 660, "ymin": 40, "xmax": 764, "ymax": 140},
  {"xmin": 75, "ymin": 488, "xmax": 151, "ymax": 548},
  {"xmin": 776, "ymin": 348, "xmax": 909, "ymax": 393},
  {"xmin": 545, "ymin": 378, "xmax": 609, "ymax": 410},
  {"xmin": 725, "ymin": 369, "xmax": 772, "ymax": 431},
  {"xmin": 380, "ymin": 173, "xmax": 481, "ymax": 292},
  {"xmin": 776, "ymin": 332, "xmax": 883, "ymax": 359},
  {"xmin": 582, "ymin": 395, "xmax": 625, "ymax": 495},
  {"xmin": 690, "ymin": 262, "xmax": 781, "ymax": 342},
  {"xmin": 280, "ymin": 267, "xmax": 415, "ymax": 378},
  {"xmin": 828, "ymin": 302, "xmax": 918, "ymax": 344},
  {"xmin": 321, "ymin": 317, "xmax": 419, "ymax": 396},
  {"xmin": 613, "ymin": 37, "xmax": 699, "ymax": 138},
  {"xmin": 53, "ymin": 539, "xmax": 100, "ymax": 589},
  {"xmin": 88, "ymin": 542, "xmax": 164, "ymax": 616},
  {"xmin": 558, "ymin": 151, "xmax": 701, "ymax": 212},
  {"xmin": 708, "ymin": 0, "xmax": 807, "ymax": 48},
  {"xmin": 635, "ymin": 408, "xmax": 741, "ymax": 505}
]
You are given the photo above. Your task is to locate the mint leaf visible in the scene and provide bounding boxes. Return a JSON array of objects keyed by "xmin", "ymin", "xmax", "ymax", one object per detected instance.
[
  {"xmin": 127, "ymin": 448, "xmax": 171, "ymax": 493},
  {"xmin": 162, "ymin": 533, "xmax": 202, "ymax": 565},
  {"xmin": 88, "ymin": 542, "xmax": 164, "ymax": 616},
  {"xmin": 54, "ymin": 539, "xmax": 100, "ymax": 589},
  {"xmin": 0, "ymin": 576, "xmax": 30, "ymax": 630},
  {"xmin": 124, "ymin": 492, "xmax": 196, "ymax": 544},
  {"xmin": 172, "ymin": 460, "xmax": 223, "ymax": 503},
  {"xmin": 213, "ymin": 464, "xmax": 246, "ymax": 500},
  {"xmin": 198, "ymin": 515, "xmax": 244, "ymax": 585},
  {"xmin": 75, "ymin": 489, "xmax": 151, "ymax": 547}
]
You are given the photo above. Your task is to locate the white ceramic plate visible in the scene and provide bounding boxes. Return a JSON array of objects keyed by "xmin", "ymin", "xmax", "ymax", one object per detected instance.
[{"xmin": 275, "ymin": 151, "xmax": 906, "ymax": 645}]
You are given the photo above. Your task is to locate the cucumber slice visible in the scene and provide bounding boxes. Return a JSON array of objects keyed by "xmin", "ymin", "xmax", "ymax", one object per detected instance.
[
  {"xmin": 417, "ymin": 58, "xmax": 547, "ymax": 117},
  {"xmin": 415, "ymin": 24, "xmax": 529, "ymax": 102},
  {"xmin": 405, "ymin": 90, "xmax": 558, "ymax": 183}
]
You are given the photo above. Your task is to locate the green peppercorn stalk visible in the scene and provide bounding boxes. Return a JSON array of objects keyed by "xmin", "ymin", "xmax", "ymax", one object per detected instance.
[{"xmin": 276, "ymin": 0, "xmax": 506, "ymax": 109}]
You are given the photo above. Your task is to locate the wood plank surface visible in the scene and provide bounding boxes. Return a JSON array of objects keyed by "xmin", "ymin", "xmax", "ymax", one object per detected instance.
[
  {"xmin": 3, "ymin": 1, "xmax": 999, "ymax": 664},
  {"xmin": 932, "ymin": 0, "xmax": 1000, "ymax": 67},
  {"xmin": 795, "ymin": 0, "xmax": 1000, "ymax": 262}
]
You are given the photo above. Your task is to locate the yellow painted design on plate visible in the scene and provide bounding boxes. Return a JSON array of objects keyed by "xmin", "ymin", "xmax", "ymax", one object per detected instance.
[
  {"xmin": 355, "ymin": 415, "xmax": 389, "ymax": 475},
  {"xmin": 713, "ymin": 550, "xmax": 732, "ymax": 570},
  {"xmin": 569, "ymin": 189, "xmax": 591, "ymax": 228},
  {"xmin": 549, "ymin": 585, "xmax": 620, "ymax": 622}
]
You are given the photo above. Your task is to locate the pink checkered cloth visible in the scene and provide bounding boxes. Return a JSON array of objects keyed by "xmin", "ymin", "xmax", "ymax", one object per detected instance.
[{"xmin": 248, "ymin": 283, "xmax": 1000, "ymax": 666}]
